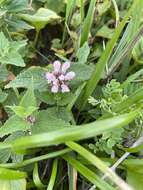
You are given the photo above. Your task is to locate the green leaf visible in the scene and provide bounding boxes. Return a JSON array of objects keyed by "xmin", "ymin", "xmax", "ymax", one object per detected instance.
[
  {"xmin": 112, "ymin": 87, "xmax": 143, "ymax": 113},
  {"xmin": 0, "ymin": 89, "xmax": 8, "ymax": 103},
  {"xmin": 0, "ymin": 168, "xmax": 26, "ymax": 179},
  {"xmin": 0, "ymin": 179, "xmax": 26, "ymax": 190},
  {"xmin": 80, "ymin": 0, "xmax": 96, "ymax": 46},
  {"xmin": 96, "ymin": 25, "xmax": 114, "ymax": 39},
  {"xmin": 7, "ymin": 106, "xmax": 37, "ymax": 118},
  {"xmin": 63, "ymin": 155, "xmax": 114, "ymax": 190},
  {"xmin": 7, "ymin": 111, "xmax": 138, "ymax": 151},
  {"xmin": 76, "ymin": 42, "xmax": 90, "ymax": 64},
  {"xmin": 123, "ymin": 143, "xmax": 143, "ymax": 153},
  {"xmin": 127, "ymin": 170, "xmax": 143, "ymax": 190},
  {"xmin": 0, "ymin": 51, "xmax": 25, "ymax": 67},
  {"xmin": 0, "ymin": 32, "xmax": 9, "ymax": 55},
  {"xmin": 56, "ymin": 93, "xmax": 74, "ymax": 106},
  {"xmin": 0, "ymin": 32, "xmax": 26, "ymax": 67},
  {"xmin": 19, "ymin": 8, "xmax": 60, "ymax": 30},
  {"xmin": 5, "ymin": 67, "xmax": 47, "ymax": 90},
  {"xmin": 0, "ymin": 148, "xmax": 70, "ymax": 169},
  {"xmin": 71, "ymin": 63, "xmax": 94, "ymax": 86},
  {"xmin": 62, "ymin": 0, "xmax": 76, "ymax": 43},
  {"xmin": 132, "ymin": 37, "xmax": 143, "ymax": 64},
  {"xmin": 5, "ymin": 0, "xmax": 28, "ymax": 12},
  {"xmin": 78, "ymin": 0, "xmax": 140, "ymax": 110},
  {"xmin": 0, "ymin": 132, "xmax": 25, "ymax": 164},
  {"xmin": 66, "ymin": 142, "xmax": 130, "ymax": 190},
  {"xmin": 96, "ymin": 0, "xmax": 111, "ymax": 16},
  {"xmin": 10, "ymin": 40, "xmax": 27, "ymax": 52},
  {"xmin": 31, "ymin": 108, "xmax": 70, "ymax": 134},
  {"xmin": 45, "ymin": 0, "xmax": 65, "ymax": 13},
  {"xmin": 0, "ymin": 149, "xmax": 11, "ymax": 163},
  {"xmin": 35, "ymin": 91, "xmax": 55, "ymax": 105},
  {"xmin": 108, "ymin": 0, "xmax": 143, "ymax": 70},
  {"xmin": 123, "ymin": 159, "xmax": 143, "ymax": 174},
  {"xmin": 7, "ymin": 19, "xmax": 34, "ymax": 31},
  {"xmin": 122, "ymin": 68, "xmax": 143, "ymax": 88},
  {"xmin": 67, "ymin": 82, "xmax": 86, "ymax": 111},
  {"xmin": 0, "ymin": 65, "xmax": 9, "ymax": 81},
  {"xmin": 0, "ymin": 115, "xmax": 30, "ymax": 138},
  {"xmin": 47, "ymin": 159, "xmax": 58, "ymax": 190},
  {"xmin": 33, "ymin": 163, "xmax": 45, "ymax": 188},
  {"xmin": 20, "ymin": 87, "xmax": 37, "ymax": 108},
  {"xmin": 7, "ymin": 87, "xmax": 37, "ymax": 118}
]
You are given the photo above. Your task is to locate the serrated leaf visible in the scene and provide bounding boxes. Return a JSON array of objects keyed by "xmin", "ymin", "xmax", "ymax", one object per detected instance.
[
  {"xmin": 35, "ymin": 91, "xmax": 56, "ymax": 105},
  {"xmin": 0, "ymin": 65, "xmax": 9, "ymax": 81},
  {"xmin": 7, "ymin": 19, "xmax": 34, "ymax": 31},
  {"xmin": 0, "ymin": 51, "xmax": 25, "ymax": 67},
  {"xmin": 10, "ymin": 40, "xmax": 27, "ymax": 51},
  {"xmin": 0, "ymin": 89, "xmax": 8, "ymax": 103},
  {"xmin": 56, "ymin": 93, "xmax": 74, "ymax": 106},
  {"xmin": 20, "ymin": 87, "xmax": 37, "ymax": 108},
  {"xmin": 0, "ymin": 32, "xmax": 9, "ymax": 55},
  {"xmin": 31, "ymin": 108, "xmax": 70, "ymax": 134},
  {"xmin": 5, "ymin": 67, "xmax": 47, "ymax": 90},
  {"xmin": 7, "ymin": 106, "xmax": 37, "ymax": 118},
  {"xmin": 0, "ymin": 149, "xmax": 11, "ymax": 163},
  {"xmin": 76, "ymin": 42, "xmax": 90, "ymax": 65},
  {"xmin": 10, "ymin": 111, "xmax": 138, "ymax": 151},
  {"xmin": 71, "ymin": 63, "xmax": 94, "ymax": 86},
  {"xmin": 0, "ymin": 132, "xmax": 25, "ymax": 164},
  {"xmin": 6, "ymin": 87, "xmax": 37, "ymax": 118},
  {"xmin": 0, "ymin": 32, "xmax": 26, "ymax": 67},
  {"xmin": 0, "ymin": 115, "xmax": 30, "ymax": 138},
  {"xmin": 5, "ymin": 0, "xmax": 28, "ymax": 12},
  {"xmin": 19, "ymin": 8, "xmax": 60, "ymax": 30},
  {"xmin": 0, "ymin": 179, "xmax": 26, "ymax": 190}
]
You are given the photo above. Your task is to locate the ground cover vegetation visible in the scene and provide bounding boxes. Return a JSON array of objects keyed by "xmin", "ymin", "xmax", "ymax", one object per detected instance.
[{"xmin": 0, "ymin": 0, "xmax": 143, "ymax": 189}]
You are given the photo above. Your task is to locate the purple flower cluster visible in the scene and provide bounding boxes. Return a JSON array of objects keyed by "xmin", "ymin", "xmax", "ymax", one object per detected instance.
[{"xmin": 45, "ymin": 60, "xmax": 75, "ymax": 93}]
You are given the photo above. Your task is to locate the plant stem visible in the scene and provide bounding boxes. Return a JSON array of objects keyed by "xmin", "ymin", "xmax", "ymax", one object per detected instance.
[
  {"xmin": 0, "ymin": 148, "xmax": 71, "ymax": 169},
  {"xmin": 34, "ymin": 29, "xmax": 40, "ymax": 47}
]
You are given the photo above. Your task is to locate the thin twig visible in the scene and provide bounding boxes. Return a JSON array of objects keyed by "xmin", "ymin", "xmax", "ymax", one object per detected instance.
[
  {"xmin": 110, "ymin": 135, "xmax": 143, "ymax": 172},
  {"xmin": 89, "ymin": 135, "xmax": 143, "ymax": 190}
]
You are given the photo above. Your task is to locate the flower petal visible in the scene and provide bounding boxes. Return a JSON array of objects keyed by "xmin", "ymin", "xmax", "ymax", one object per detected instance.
[
  {"xmin": 53, "ymin": 60, "xmax": 61, "ymax": 73},
  {"xmin": 59, "ymin": 74, "xmax": 65, "ymax": 81},
  {"xmin": 51, "ymin": 85, "xmax": 59, "ymax": 93},
  {"xmin": 64, "ymin": 71, "xmax": 75, "ymax": 81},
  {"xmin": 61, "ymin": 84, "xmax": 70, "ymax": 93},
  {"xmin": 62, "ymin": 61, "xmax": 70, "ymax": 73},
  {"xmin": 53, "ymin": 79, "xmax": 59, "ymax": 86},
  {"xmin": 45, "ymin": 72, "xmax": 56, "ymax": 83}
]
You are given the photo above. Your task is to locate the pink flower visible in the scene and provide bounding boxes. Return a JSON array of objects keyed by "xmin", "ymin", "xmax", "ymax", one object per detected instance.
[{"xmin": 45, "ymin": 60, "xmax": 75, "ymax": 93}]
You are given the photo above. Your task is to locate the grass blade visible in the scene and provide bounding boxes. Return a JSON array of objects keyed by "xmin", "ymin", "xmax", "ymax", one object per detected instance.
[
  {"xmin": 0, "ymin": 148, "xmax": 71, "ymax": 169},
  {"xmin": 33, "ymin": 163, "xmax": 45, "ymax": 188},
  {"xmin": 63, "ymin": 155, "xmax": 115, "ymax": 190},
  {"xmin": 66, "ymin": 142, "xmax": 133, "ymax": 190},
  {"xmin": 0, "ymin": 111, "xmax": 137, "ymax": 151},
  {"xmin": 47, "ymin": 159, "xmax": 58, "ymax": 190},
  {"xmin": 62, "ymin": 0, "xmax": 76, "ymax": 44},
  {"xmin": 80, "ymin": 0, "xmax": 96, "ymax": 46},
  {"xmin": 78, "ymin": 0, "xmax": 141, "ymax": 110}
]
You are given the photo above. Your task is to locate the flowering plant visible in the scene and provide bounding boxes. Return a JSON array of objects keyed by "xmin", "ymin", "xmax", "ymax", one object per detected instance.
[{"xmin": 45, "ymin": 61, "xmax": 75, "ymax": 93}]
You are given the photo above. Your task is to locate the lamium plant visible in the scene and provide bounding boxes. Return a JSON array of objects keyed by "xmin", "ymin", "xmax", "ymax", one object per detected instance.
[{"xmin": 0, "ymin": 0, "xmax": 143, "ymax": 190}]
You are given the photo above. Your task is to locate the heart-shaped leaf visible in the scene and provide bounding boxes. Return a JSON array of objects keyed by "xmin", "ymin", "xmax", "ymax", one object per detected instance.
[{"xmin": 19, "ymin": 8, "xmax": 60, "ymax": 30}]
